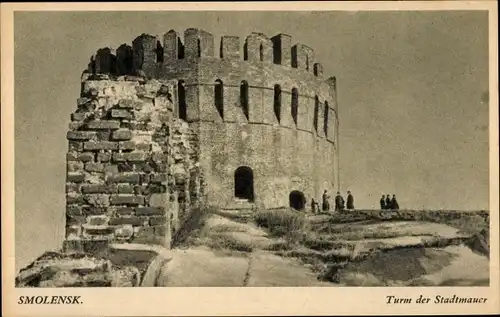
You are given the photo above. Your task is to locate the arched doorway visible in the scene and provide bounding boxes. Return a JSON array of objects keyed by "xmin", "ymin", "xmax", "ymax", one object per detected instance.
[
  {"xmin": 289, "ymin": 190, "xmax": 306, "ymax": 211},
  {"xmin": 234, "ymin": 166, "xmax": 254, "ymax": 202}
]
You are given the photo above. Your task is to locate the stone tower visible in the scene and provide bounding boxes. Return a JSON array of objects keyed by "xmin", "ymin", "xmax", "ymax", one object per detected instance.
[{"xmin": 64, "ymin": 28, "xmax": 339, "ymax": 251}]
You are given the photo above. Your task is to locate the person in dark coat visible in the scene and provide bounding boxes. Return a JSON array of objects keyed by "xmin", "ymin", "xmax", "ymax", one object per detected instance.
[
  {"xmin": 322, "ymin": 190, "xmax": 330, "ymax": 212},
  {"xmin": 311, "ymin": 198, "xmax": 319, "ymax": 214},
  {"xmin": 391, "ymin": 195, "xmax": 399, "ymax": 210},
  {"xmin": 346, "ymin": 191, "xmax": 354, "ymax": 210},
  {"xmin": 380, "ymin": 195, "xmax": 386, "ymax": 210},
  {"xmin": 335, "ymin": 191, "xmax": 344, "ymax": 211},
  {"xmin": 385, "ymin": 194, "xmax": 392, "ymax": 210}
]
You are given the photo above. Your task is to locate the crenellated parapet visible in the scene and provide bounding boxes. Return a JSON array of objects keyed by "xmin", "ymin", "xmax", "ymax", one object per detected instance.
[
  {"xmin": 83, "ymin": 28, "xmax": 338, "ymax": 144},
  {"xmin": 85, "ymin": 28, "xmax": 328, "ymax": 78}
]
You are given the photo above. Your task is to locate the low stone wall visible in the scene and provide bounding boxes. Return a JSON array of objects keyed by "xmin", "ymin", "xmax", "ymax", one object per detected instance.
[
  {"xmin": 354, "ymin": 209, "xmax": 488, "ymax": 222},
  {"xmin": 326, "ymin": 209, "xmax": 490, "ymax": 232}
]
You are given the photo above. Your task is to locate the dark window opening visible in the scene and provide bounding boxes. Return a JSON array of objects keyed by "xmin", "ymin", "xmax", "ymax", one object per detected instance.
[
  {"xmin": 215, "ymin": 79, "xmax": 224, "ymax": 119},
  {"xmin": 314, "ymin": 96, "xmax": 319, "ymax": 133},
  {"xmin": 240, "ymin": 80, "xmax": 249, "ymax": 120},
  {"xmin": 259, "ymin": 43, "xmax": 264, "ymax": 61},
  {"xmin": 271, "ymin": 36, "xmax": 281, "ymax": 64},
  {"xmin": 291, "ymin": 88, "xmax": 299, "ymax": 126},
  {"xmin": 324, "ymin": 101, "xmax": 329, "ymax": 137},
  {"xmin": 177, "ymin": 38, "xmax": 185, "ymax": 59},
  {"xmin": 156, "ymin": 40, "xmax": 164, "ymax": 63},
  {"xmin": 234, "ymin": 166, "xmax": 254, "ymax": 202},
  {"xmin": 313, "ymin": 63, "xmax": 320, "ymax": 76},
  {"xmin": 289, "ymin": 191, "xmax": 306, "ymax": 211},
  {"xmin": 306, "ymin": 55, "xmax": 309, "ymax": 71},
  {"xmin": 178, "ymin": 80, "xmax": 187, "ymax": 121},
  {"xmin": 197, "ymin": 38, "xmax": 202, "ymax": 57},
  {"xmin": 243, "ymin": 42, "xmax": 248, "ymax": 60},
  {"xmin": 291, "ymin": 46, "xmax": 298, "ymax": 68},
  {"xmin": 274, "ymin": 85, "xmax": 281, "ymax": 123}
]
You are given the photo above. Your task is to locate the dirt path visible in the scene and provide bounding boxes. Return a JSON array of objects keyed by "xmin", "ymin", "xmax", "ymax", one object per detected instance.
[{"xmin": 156, "ymin": 213, "xmax": 329, "ymax": 286}]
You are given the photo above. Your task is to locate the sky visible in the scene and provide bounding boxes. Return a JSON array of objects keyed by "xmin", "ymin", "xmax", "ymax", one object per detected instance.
[{"xmin": 13, "ymin": 10, "xmax": 490, "ymax": 270}]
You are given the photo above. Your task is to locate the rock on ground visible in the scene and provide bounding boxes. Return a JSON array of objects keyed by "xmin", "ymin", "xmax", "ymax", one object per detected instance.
[
  {"xmin": 16, "ymin": 251, "xmax": 140, "ymax": 287},
  {"xmin": 331, "ymin": 245, "xmax": 489, "ymax": 286}
]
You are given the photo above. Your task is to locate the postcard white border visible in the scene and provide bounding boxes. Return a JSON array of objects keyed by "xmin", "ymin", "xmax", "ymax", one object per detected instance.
[{"xmin": 2, "ymin": 2, "xmax": 499, "ymax": 316}]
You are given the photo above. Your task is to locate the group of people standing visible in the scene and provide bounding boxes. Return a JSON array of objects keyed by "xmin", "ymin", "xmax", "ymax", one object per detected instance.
[
  {"xmin": 310, "ymin": 190, "xmax": 400, "ymax": 213},
  {"xmin": 380, "ymin": 194, "xmax": 399, "ymax": 210},
  {"xmin": 316, "ymin": 190, "xmax": 354, "ymax": 212}
]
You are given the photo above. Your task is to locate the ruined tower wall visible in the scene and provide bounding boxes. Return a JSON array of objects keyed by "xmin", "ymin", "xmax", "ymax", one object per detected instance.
[{"xmin": 65, "ymin": 75, "xmax": 202, "ymax": 251}]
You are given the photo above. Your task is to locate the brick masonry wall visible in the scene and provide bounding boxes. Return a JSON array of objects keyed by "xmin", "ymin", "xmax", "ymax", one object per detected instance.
[
  {"xmin": 196, "ymin": 122, "xmax": 336, "ymax": 209},
  {"xmin": 194, "ymin": 58, "xmax": 337, "ymax": 209},
  {"xmin": 82, "ymin": 27, "xmax": 338, "ymax": 213},
  {"xmin": 65, "ymin": 74, "xmax": 202, "ymax": 251}
]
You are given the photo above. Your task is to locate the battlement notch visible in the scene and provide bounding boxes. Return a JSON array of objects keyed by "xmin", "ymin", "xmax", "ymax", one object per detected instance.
[{"xmin": 220, "ymin": 36, "xmax": 240, "ymax": 60}]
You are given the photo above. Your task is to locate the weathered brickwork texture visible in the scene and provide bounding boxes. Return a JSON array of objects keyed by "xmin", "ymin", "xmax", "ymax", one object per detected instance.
[
  {"xmin": 67, "ymin": 28, "xmax": 338, "ymax": 248},
  {"xmin": 65, "ymin": 73, "xmax": 202, "ymax": 251}
]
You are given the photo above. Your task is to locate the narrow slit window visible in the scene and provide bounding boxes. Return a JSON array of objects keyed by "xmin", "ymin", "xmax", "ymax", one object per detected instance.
[
  {"xmin": 197, "ymin": 39, "xmax": 202, "ymax": 57},
  {"xmin": 259, "ymin": 43, "xmax": 264, "ymax": 61},
  {"xmin": 156, "ymin": 40, "xmax": 164, "ymax": 63},
  {"xmin": 324, "ymin": 101, "xmax": 329, "ymax": 137},
  {"xmin": 274, "ymin": 85, "xmax": 282, "ymax": 123},
  {"xmin": 215, "ymin": 80, "xmax": 224, "ymax": 119},
  {"xmin": 291, "ymin": 88, "xmax": 299, "ymax": 126},
  {"xmin": 314, "ymin": 96, "xmax": 319, "ymax": 132},
  {"xmin": 240, "ymin": 81, "xmax": 249, "ymax": 120},
  {"xmin": 178, "ymin": 80, "xmax": 187, "ymax": 121},
  {"xmin": 243, "ymin": 42, "xmax": 248, "ymax": 61},
  {"xmin": 177, "ymin": 38, "xmax": 185, "ymax": 59}
]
